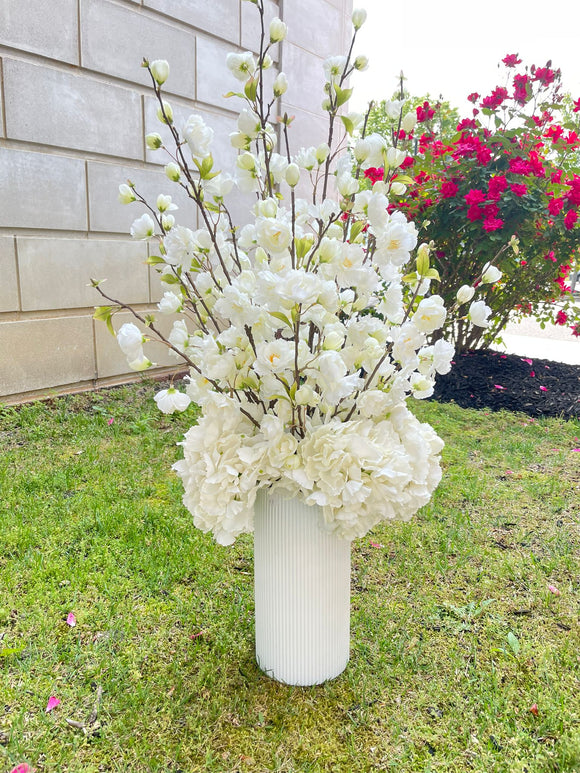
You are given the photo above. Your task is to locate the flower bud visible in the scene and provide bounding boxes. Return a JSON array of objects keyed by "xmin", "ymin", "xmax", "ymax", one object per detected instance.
[
  {"xmin": 456, "ymin": 285, "xmax": 475, "ymax": 304},
  {"xmin": 118, "ymin": 183, "xmax": 136, "ymax": 204},
  {"xmin": 157, "ymin": 100, "xmax": 173, "ymax": 124},
  {"xmin": 285, "ymin": 163, "xmax": 300, "ymax": 187},
  {"xmin": 353, "ymin": 55, "xmax": 369, "ymax": 71},
  {"xmin": 145, "ymin": 132, "xmax": 163, "ymax": 150},
  {"xmin": 165, "ymin": 162, "xmax": 181, "ymax": 181},
  {"xmin": 161, "ymin": 214, "xmax": 175, "ymax": 231},
  {"xmin": 273, "ymin": 72, "xmax": 288, "ymax": 97},
  {"xmin": 269, "ymin": 17, "xmax": 287, "ymax": 43},
  {"xmin": 262, "ymin": 53, "xmax": 273, "ymax": 69},
  {"xmin": 401, "ymin": 111, "xmax": 417, "ymax": 133},
  {"xmin": 352, "ymin": 8, "xmax": 367, "ymax": 29},
  {"xmin": 353, "ymin": 138, "xmax": 370, "ymax": 163},
  {"xmin": 481, "ymin": 262, "xmax": 503, "ymax": 284},
  {"xmin": 390, "ymin": 182, "xmax": 407, "ymax": 195},
  {"xmin": 386, "ymin": 146, "xmax": 406, "ymax": 168},
  {"xmin": 150, "ymin": 59, "xmax": 169, "ymax": 85},
  {"xmin": 156, "ymin": 193, "xmax": 177, "ymax": 212},
  {"xmin": 316, "ymin": 143, "xmax": 330, "ymax": 164}
]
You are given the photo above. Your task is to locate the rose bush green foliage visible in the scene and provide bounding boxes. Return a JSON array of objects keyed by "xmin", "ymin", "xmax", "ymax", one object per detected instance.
[
  {"xmin": 93, "ymin": 2, "xmax": 493, "ymax": 546},
  {"xmin": 362, "ymin": 56, "xmax": 580, "ymax": 351}
]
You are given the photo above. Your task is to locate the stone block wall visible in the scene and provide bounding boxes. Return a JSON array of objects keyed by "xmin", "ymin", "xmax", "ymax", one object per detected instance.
[{"xmin": 0, "ymin": 0, "xmax": 353, "ymax": 403}]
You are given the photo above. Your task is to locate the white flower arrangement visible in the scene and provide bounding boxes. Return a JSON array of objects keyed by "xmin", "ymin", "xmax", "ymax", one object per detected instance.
[{"xmin": 93, "ymin": 2, "xmax": 495, "ymax": 545}]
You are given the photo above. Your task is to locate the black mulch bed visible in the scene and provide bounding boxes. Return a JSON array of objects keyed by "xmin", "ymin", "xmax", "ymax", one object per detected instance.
[{"xmin": 431, "ymin": 349, "xmax": 580, "ymax": 419}]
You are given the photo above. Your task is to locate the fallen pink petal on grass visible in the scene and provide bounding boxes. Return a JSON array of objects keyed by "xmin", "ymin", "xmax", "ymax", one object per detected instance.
[
  {"xmin": 529, "ymin": 703, "xmax": 539, "ymax": 716},
  {"xmin": 11, "ymin": 765, "xmax": 33, "ymax": 773},
  {"xmin": 505, "ymin": 470, "xmax": 514, "ymax": 475},
  {"xmin": 539, "ymin": 386, "xmax": 548, "ymax": 391},
  {"xmin": 548, "ymin": 585, "xmax": 561, "ymax": 596},
  {"xmin": 529, "ymin": 371, "xmax": 535, "ymax": 377},
  {"xmin": 107, "ymin": 418, "xmax": 114, "ymax": 426},
  {"xmin": 521, "ymin": 358, "xmax": 533, "ymax": 365},
  {"xmin": 572, "ymin": 448, "xmax": 580, "ymax": 452},
  {"xmin": 369, "ymin": 541, "xmax": 383, "ymax": 548},
  {"xmin": 493, "ymin": 384, "xmax": 506, "ymax": 390},
  {"xmin": 66, "ymin": 612, "xmax": 76, "ymax": 627},
  {"xmin": 46, "ymin": 696, "xmax": 60, "ymax": 713},
  {"xmin": 189, "ymin": 631, "xmax": 205, "ymax": 640}
]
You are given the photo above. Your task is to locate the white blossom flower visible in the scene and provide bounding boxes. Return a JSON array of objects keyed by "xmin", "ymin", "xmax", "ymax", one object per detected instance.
[
  {"xmin": 323, "ymin": 55, "xmax": 347, "ymax": 84},
  {"xmin": 150, "ymin": 59, "xmax": 169, "ymax": 85},
  {"xmin": 273, "ymin": 72, "xmax": 288, "ymax": 97},
  {"xmin": 117, "ymin": 323, "xmax": 144, "ymax": 359},
  {"xmin": 154, "ymin": 387, "xmax": 191, "ymax": 414},
  {"xmin": 157, "ymin": 291, "xmax": 183, "ymax": 314},
  {"xmin": 182, "ymin": 114, "xmax": 214, "ymax": 158},
  {"xmin": 481, "ymin": 262, "xmax": 503, "ymax": 284},
  {"xmin": 468, "ymin": 300, "xmax": 492, "ymax": 327},
  {"xmin": 269, "ymin": 17, "xmax": 287, "ymax": 42},
  {"xmin": 130, "ymin": 213, "xmax": 155, "ymax": 240},
  {"xmin": 456, "ymin": 284, "xmax": 475, "ymax": 304},
  {"xmin": 226, "ymin": 51, "xmax": 256, "ymax": 81},
  {"xmin": 118, "ymin": 184, "xmax": 136, "ymax": 204},
  {"xmin": 412, "ymin": 295, "xmax": 447, "ymax": 333},
  {"xmin": 352, "ymin": 8, "xmax": 367, "ymax": 28}
]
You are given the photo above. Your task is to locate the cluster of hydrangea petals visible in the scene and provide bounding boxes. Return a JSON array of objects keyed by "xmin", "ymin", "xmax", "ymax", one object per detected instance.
[{"xmin": 96, "ymin": 2, "xmax": 491, "ymax": 545}]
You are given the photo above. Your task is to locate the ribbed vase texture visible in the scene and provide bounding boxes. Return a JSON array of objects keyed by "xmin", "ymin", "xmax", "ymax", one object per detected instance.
[{"xmin": 254, "ymin": 489, "xmax": 351, "ymax": 686}]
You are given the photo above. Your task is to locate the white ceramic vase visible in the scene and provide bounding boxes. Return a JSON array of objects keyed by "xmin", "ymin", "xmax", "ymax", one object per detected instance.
[{"xmin": 253, "ymin": 489, "xmax": 351, "ymax": 686}]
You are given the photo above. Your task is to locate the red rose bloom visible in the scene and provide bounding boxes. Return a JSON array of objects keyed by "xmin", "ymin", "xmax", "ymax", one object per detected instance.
[
  {"xmin": 574, "ymin": 97, "xmax": 580, "ymax": 113},
  {"xmin": 466, "ymin": 204, "xmax": 484, "ymax": 221},
  {"xmin": 440, "ymin": 180, "xmax": 459, "ymax": 198},
  {"xmin": 400, "ymin": 155, "xmax": 415, "ymax": 170},
  {"xmin": 548, "ymin": 197, "xmax": 564, "ymax": 216},
  {"xmin": 364, "ymin": 167, "xmax": 384, "ymax": 185},
  {"xmin": 564, "ymin": 210, "xmax": 577, "ymax": 230},
  {"xmin": 513, "ymin": 73, "xmax": 529, "ymax": 104},
  {"xmin": 545, "ymin": 125, "xmax": 564, "ymax": 143},
  {"xmin": 465, "ymin": 189, "xmax": 487, "ymax": 206},
  {"xmin": 488, "ymin": 175, "xmax": 508, "ymax": 200},
  {"xmin": 502, "ymin": 53, "xmax": 522, "ymax": 67},
  {"xmin": 467, "ymin": 92, "xmax": 480, "ymax": 103},
  {"xmin": 533, "ymin": 66, "xmax": 558, "ymax": 86},
  {"xmin": 510, "ymin": 183, "xmax": 527, "ymax": 196},
  {"xmin": 509, "ymin": 157, "xmax": 532, "ymax": 175},
  {"xmin": 483, "ymin": 217, "xmax": 504, "ymax": 232},
  {"xmin": 416, "ymin": 101, "xmax": 435, "ymax": 123},
  {"xmin": 555, "ymin": 310, "xmax": 568, "ymax": 325}
]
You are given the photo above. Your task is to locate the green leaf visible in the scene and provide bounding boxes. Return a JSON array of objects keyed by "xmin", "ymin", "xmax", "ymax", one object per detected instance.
[
  {"xmin": 223, "ymin": 91, "xmax": 244, "ymax": 99},
  {"xmin": 340, "ymin": 115, "xmax": 355, "ymax": 135},
  {"xmin": 146, "ymin": 255, "xmax": 166, "ymax": 266},
  {"xmin": 416, "ymin": 248, "xmax": 430, "ymax": 277},
  {"xmin": 93, "ymin": 305, "xmax": 117, "ymax": 336},
  {"xmin": 200, "ymin": 155, "xmax": 214, "ymax": 179},
  {"xmin": 161, "ymin": 273, "xmax": 179, "ymax": 284},
  {"xmin": 334, "ymin": 84, "xmax": 353, "ymax": 108},
  {"xmin": 507, "ymin": 632, "xmax": 520, "ymax": 655},
  {"xmin": 294, "ymin": 237, "xmax": 312, "ymax": 260},
  {"xmin": 425, "ymin": 268, "xmax": 441, "ymax": 280},
  {"xmin": 349, "ymin": 221, "xmax": 364, "ymax": 242},
  {"xmin": 402, "ymin": 272, "xmax": 418, "ymax": 284},
  {"xmin": 244, "ymin": 76, "xmax": 258, "ymax": 102},
  {"xmin": 268, "ymin": 310, "xmax": 292, "ymax": 327}
]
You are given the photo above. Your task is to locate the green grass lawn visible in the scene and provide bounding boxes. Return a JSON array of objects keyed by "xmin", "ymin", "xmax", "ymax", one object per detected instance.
[{"xmin": 0, "ymin": 383, "xmax": 578, "ymax": 773}]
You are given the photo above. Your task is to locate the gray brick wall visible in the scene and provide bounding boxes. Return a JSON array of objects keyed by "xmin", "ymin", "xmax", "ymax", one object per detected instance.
[{"xmin": 0, "ymin": 0, "xmax": 353, "ymax": 403}]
